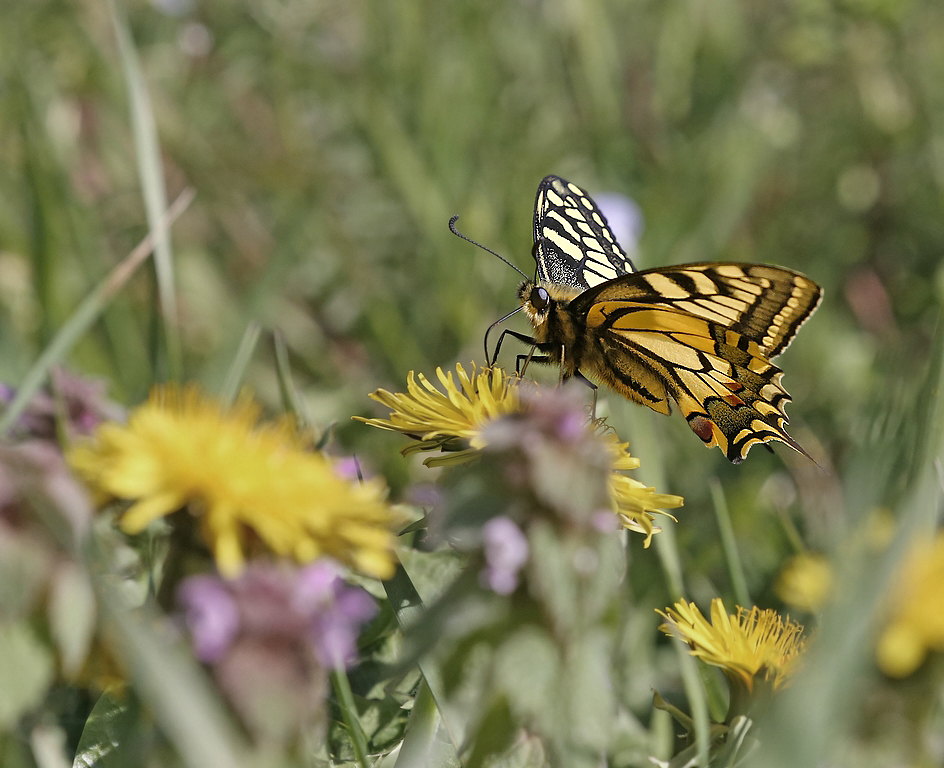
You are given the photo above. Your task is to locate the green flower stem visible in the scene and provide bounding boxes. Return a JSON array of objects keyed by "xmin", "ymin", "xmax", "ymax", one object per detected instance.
[
  {"xmin": 709, "ymin": 478, "xmax": 750, "ymax": 609},
  {"xmin": 331, "ymin": 664, "xmax": 371, "ymax": 768},
  {"xmin": 671, "ymin": 633, "xmax": 711, "ymax": 767}
]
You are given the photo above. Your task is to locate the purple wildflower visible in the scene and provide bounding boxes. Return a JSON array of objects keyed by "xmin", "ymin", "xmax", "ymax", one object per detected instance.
[
  {"xmin": 593, "ymin": 193, "xmax": 644, "ymax": 257},
  {"xmin": 178, "ymin": 575, "xmax": 240, "ymax": 663},
  {"xmin": 481, "ymin": 517, "xmax": 530, "ymax": 595},
  {"xmin": 294, "ymin": 560, "xmax": 378, "ymax": 667},
  {"xmin": 5, "ymin": 370, "xmax": 123, "ymax": 442}
]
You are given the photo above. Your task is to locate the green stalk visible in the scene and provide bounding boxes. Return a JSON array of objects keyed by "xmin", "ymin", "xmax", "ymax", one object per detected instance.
[
  {"xmin": 709, "ymin": 478, "xmax": 750, "ymax": 609},
  {"xmin": 220, "ymin": 322, "xmax": 262, "ymax": 405},
  {"xmin": 331, "ymin": 665, "xmax": 371, "ymax": 768},
  {"xmin": 108, "ymin": 0, "xmax": 182, "ymax": 381}
]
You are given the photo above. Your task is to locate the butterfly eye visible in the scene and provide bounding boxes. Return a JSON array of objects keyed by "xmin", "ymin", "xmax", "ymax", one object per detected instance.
[{"xmin": 530, "ymin": 286, "xmax": 550, "ymax": 311}]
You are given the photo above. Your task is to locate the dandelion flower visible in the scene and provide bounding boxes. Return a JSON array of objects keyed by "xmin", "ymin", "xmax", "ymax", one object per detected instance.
[
  {"xmin": 659, "ymin": 598, "xmax": 807, "ymax": 693},
  {"xmin": 355, "ymin": 364, "xmax": 519, "ymax": 466},
  {"xmin": 775, "ymin": 553, "xmax": 833, "ymax": 613},
  {"xmin": 70, "ymin": 386, "xmax": 397, "ymax": 579},
  {"xmin": 876, "ymin": 533, "xmax": 944, "ymax": 678},
  {"xmin": 604, "ymin": 433, "xmax": 682, "ymax": 547},
  {"xmin": 358, "ymin": 364, "xmax": 682, "ymax": 544}
]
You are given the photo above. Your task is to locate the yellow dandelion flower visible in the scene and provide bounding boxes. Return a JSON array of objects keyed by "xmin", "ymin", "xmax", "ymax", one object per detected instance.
[
  {"xmin": 658, "ymin": 598, "xmax": 807, "ymax": 693},
  {"xmin": 355, "ymin": 364, "xmax": 520, "ymax": 466},
  {"xmin": 775, "ymin": 553, "xmax": 833, "ymax": 613},
  {"xmin": 357, "ymin": 364, "xmax": 682, "ymax": 543},
  {"xmin": 70, "ymin": 385, "xmax": 397, "ymax": 580},
  {"xmin": 876, "ymin": 532, "xmax": 944, "ymax": 678},
  {"xmin": 603, "ymin": 433, "xmax": 682, "ymax": 547}
]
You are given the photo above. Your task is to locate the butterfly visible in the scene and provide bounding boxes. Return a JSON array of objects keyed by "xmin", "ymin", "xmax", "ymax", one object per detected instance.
[{"xmin": 479, "ymin": 175, "xmax": 822, "ymax": 464}]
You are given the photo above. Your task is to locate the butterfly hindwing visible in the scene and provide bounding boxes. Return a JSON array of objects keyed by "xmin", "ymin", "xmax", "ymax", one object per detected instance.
[
  {"xmin": 570, "ymin": 272, "xmax": 819, "ymax": 462},
  {"xmin": 533, "ymin": 176, "xmax": 635, "ymax": 291}
]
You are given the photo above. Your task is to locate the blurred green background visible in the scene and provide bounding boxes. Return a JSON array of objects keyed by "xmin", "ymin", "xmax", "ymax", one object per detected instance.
[{"xmin": 2, "ymin": 0, "xmax": 943, "ymax": 610}]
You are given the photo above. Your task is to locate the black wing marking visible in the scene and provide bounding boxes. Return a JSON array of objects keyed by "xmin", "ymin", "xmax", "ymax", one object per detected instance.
[{"xmin": 532, "ymin": 175, "xmax": 636, "ymax": 291}]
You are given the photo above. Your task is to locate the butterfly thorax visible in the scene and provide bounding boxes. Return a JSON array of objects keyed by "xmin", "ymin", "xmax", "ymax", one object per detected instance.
[{"xmin": 518, "ymin": 279, "xmax": 585, "ymax": 375}]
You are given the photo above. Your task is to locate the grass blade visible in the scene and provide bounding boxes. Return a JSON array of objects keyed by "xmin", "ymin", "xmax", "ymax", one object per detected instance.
[
  {"xmin": 0, "ymin": 189, "xmax": 194, "ymax": 436},
  {"xmin": 220, "ymin": 322, "xmax": 262, "ymax": 405},
  {"xmin": 709, "ymin": 477, "xmax": 750, "ymax": 609},
  {"xmin": 108, "ymin": 0, "xmax": 182, "ymax": 381}
]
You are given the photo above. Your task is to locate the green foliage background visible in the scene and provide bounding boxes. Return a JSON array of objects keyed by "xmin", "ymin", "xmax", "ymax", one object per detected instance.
[
  {"xmin": 6, "ymin": 0, "xmax": 941, "ymax": 554},
  {"xmin": 2, "ymin": 0, "xmax": 944, "ymax": 765}
]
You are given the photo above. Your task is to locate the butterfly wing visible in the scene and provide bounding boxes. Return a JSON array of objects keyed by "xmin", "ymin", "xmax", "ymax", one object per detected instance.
[
  {"xmin": 533, "ymin": 175, "xmax": 636, "ymax": 291},
  {"xmin": 570, "ymin": 264, "xmax": 822, "ymax": 462},
  {"xmin": 608, "ymin": 262, "xmax": 822, "ymax": 358}
]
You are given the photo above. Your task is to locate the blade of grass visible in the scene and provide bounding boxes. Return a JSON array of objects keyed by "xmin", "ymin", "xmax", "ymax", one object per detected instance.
[
  {"xmin": 108, "ymin": 0, "xmax": 182, "ymax": 381},
  {"xmin": 331, "ymin": 665, "xmax": 371, "ymax": 768},
  {"xmin": 393, "ymin": 679, "xmax": 454, "ymax": 768},
  {"xmin": 272, "ymin": 329, "xmax": 308, "ymax": 425},
  {"xmin": 709, "ymin": 477, "xmax": 750, "ymax": 609},
  {"xmin": 383, "ymin": 563, "xmax": 463, "ymax": 757},
  {"xmin": 220, "ymin": 322, "xmax": 262, "ymax": 405},
  {"xmin": 18, "ymin": 71, "xmax": 151, "ymax": 392},
  {"xmin": 614, "ymin": 402, "xmax": 710, "ymax": 761},
  {"xmin": 0, "ymin": 188, "xmax": 194, "ymax": 436},
  {"xmin": 96, "ymin": 579, "xmax": 247, "ymax": 768}
]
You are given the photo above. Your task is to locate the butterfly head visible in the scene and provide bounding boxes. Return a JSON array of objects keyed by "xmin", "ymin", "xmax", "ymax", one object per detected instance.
[{"xmin": 518, "ymin": 279, "xmax": 551, "ymax": 327}]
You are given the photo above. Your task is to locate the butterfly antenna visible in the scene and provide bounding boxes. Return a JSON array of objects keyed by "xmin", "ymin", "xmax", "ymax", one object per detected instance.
[
  {"xmin": 484, "ymin": 306, "xmax": 523, "ymax": 362},
  {"xmin": 449, "ymin": 215, "xmax": 529, "ymax": 281}
]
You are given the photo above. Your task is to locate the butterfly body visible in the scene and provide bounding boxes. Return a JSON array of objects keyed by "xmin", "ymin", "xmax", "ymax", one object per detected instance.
[{"xmin": 512, "ymin": 175, "xmax": 822, "ymax": 463}]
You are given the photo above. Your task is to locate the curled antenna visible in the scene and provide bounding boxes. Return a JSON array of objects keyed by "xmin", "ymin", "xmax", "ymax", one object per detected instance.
[
  {"xmin": 449, "ymin": 215, "xmax": 529, "ymax": 281},
  {"xmin": 484, "ymin": 306, "xmax": 523, "ymax": 362}
]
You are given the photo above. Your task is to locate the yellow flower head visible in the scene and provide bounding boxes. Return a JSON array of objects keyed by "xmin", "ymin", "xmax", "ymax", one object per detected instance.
[
  {"xmin": 357, "ymin": 364, "xmax": 682, "ymax": 545},
  {"xmin": 602, "ymin": 432, "xmax": 681, "ymax": 546},
  {"xmin": 876, "ymin": 532, "xmax": 944, "ymax": 678},
  {"xmin": 355, "ymin": 365, "xmax": 520, "ymax": 466},
  {"xmin": 775, "ymin": 553, "xmax": 833, "ymax": 613},
  {"xmin": 659, "ymin": 598, "xmax": 807, "ymax": 692},
  {"xmin": 70, "ymin": 385, "xmax": 397, "ymax": 580}
]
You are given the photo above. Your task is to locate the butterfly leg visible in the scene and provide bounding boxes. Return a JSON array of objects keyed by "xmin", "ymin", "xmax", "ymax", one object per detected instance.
[
  {"xmin": 517, "ymin": 352, "xmax": 551, "ymax": 377},
  {"xmin": 489, "ymin": 329, "xmax": 536, "ymax": 367},
  {"xmin": 574, "ymin": 370, "xmax": 598, "ymax": 419}
]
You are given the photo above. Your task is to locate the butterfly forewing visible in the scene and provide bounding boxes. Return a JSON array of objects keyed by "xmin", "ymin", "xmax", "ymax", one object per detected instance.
[
  {"xmin": 533, "ymin": 176, "xmax": 635, "ymax": 291},
  {"xmin": 572, "ymin": 263, "xmax": 822, "ymax": 359}
]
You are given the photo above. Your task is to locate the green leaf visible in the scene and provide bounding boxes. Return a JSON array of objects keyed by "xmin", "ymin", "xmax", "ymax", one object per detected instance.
[
  {"xmin": 96, "ymin": 582, "xmax": 247, "ymax": 768},
  {"xmin": 72, "ymin": 691, "xmax": 148, "ymax": 768},
  {"xmin": 464, "ymin": 699, "xmax": 517, "ymax": 768},
  {"xmin": 526, "ymin": 521, "xmax": 579, "ymax": 633},
  {"xmin": 0, "ymin": 529, "xmax": 51, "ymax": 618},
  {"xmin": 560, "ymin": 630, "xmax": 615, "ymax": 752},
  {"xmin": 48, "ymin": 562, "xmax": 96, "ymax": 678},
  {"xmin": 492, "ymin": 627, "xmax": 559, "ymax": 722},
  {"xmin": 0, "ymin": 621, "xmax": 54, "ymax": 729}
]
